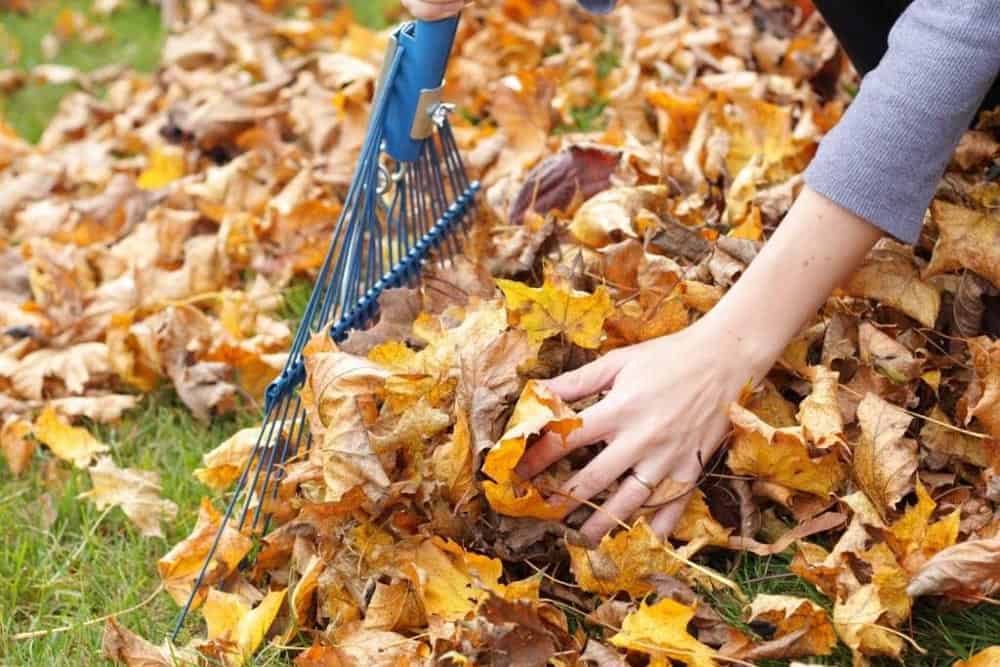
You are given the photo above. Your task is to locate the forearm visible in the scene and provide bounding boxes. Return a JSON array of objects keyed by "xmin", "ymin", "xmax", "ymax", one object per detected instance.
[{"xmin": 703, "ymin": 185, "xmax": 884, "ymax": 380}]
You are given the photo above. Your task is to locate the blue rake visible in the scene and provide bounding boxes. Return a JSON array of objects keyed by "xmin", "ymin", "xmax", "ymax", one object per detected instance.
[{"xmin": 170, "ymin": 16, "xmax": 479, "ymax": 638}]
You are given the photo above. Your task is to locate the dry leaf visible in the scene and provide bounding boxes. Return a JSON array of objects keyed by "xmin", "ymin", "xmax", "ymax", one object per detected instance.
[
  {"xmin": 727, "ymin": 404, "xmax": 845, "ymax": 497},
  {"xmin": 569, "ymin": 185, "xmax": 666, "ymax": 249},
  {"xmin": 568, "ymin": 519, "xmax": 681, "ymax": 598},
  {"xmin": 747, "ymin": 594, "xmax": 837, "ymax": 658},
  {"xmin": 80, "ymin": 457, "xmax": 178, "ymax": 538},
  {"xmin": 844, "ymin": 240, "xmax": 940, "ymax": 328},
  {"xmin": 926, "ymin": 200, "xmax": 1000, "ymax": 288},
  {"xmin": 955, "ymin": 647, "xmax": 1000, "ymax": 667},
  {"xmin": 610, "ymin": 598, "xmax": 716, "ymax": 667},
  {"xmin": 497, "ymin": 278, "xmax": 614, "ymax": 349},
  {"xmin": 482, "ymin": 380, "xmax": 580, "ymax": 520},
  {"xmin": 157, "ymin": 498, "xmax": 252, "ymax": 607},
  {"xmin": 797, "ymin": 365, "xmax": 844, "ymax": 448},
  {"xmin": 1, "ymin": 416, "xmax": 35, "ymax": 476},
  {"xmin": 907, "ymin": 536, "xmax": 1000, "ymax": 600},
  {"xmin": 852, "ymin": 393, "xmax": 917, "ymax": 521},
  {"xmin": 202, "ymin": 588, "xmax": 286, "ymax": 667},
  {"xmin": 33, "ymin": 405, "xmax": 109, "ymax": 468},
  {"xmin": 832, "ymin": 583, "xmax": 904, "ymax": 658}
]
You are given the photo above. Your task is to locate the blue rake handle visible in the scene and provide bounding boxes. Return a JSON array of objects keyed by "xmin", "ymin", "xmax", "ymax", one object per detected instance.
[{"xmin": 383, "ymin": 16, "xmax": 461, "ymax": 162}]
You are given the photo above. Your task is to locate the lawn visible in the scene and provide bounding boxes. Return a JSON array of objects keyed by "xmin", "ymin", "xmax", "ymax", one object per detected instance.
[{"xmin": 1, "ymin": 1, "xmax": 999, "ymax": 666}]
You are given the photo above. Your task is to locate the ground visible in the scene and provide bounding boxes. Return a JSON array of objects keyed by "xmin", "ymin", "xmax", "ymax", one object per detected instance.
[{"xmin": 1, "ymin": 2, "xmax": 999, "ymax": 665}]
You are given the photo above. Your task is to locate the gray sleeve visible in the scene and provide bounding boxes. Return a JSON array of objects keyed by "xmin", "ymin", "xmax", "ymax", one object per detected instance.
[{"xmin": 804, "ymin": 0, "xmax": 1000, "ymax": 244}]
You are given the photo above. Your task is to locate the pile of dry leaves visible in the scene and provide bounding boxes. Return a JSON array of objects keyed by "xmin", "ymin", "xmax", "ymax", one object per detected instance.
[{"xmin": 4, "ymin": 0, "xmax": 1000, "ymax": 665}]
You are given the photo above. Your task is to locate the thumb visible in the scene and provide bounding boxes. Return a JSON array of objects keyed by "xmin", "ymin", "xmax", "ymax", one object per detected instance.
[{"xmin": 545, "ymin": 351, "xmax": 625, "ymax": 402}]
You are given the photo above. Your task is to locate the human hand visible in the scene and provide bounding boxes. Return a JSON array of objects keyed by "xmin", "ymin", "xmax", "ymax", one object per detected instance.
[
  {"xmin": 516, "ymin": 186, "xmax": 885, "ymax": 545},
  {"xmin": 515, "ymin": 317, "xmax": 763, "ymax": 545},
  {"xmin": 401, "ymin": 0, "xmax": 464, "ymax": 20}
]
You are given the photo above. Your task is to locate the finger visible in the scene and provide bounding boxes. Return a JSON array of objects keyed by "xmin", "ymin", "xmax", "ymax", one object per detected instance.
[
  {"xmin": 649, "ymin": 489, "xmax": 696, "ymax": 538},
  {"xmin": 515, "ymin": 398, "xmax": 620, "ymax": 479},
  {"xmin": 552, "ymin": 438, "xmax": 638, "ymax": 514},
  {"xmin": 579, "ymin": 473, "xmax": 653, "ymax": 545},
  {"xmin": 545, "ymin": 352, "xmax": 625, "ymax": 402}
]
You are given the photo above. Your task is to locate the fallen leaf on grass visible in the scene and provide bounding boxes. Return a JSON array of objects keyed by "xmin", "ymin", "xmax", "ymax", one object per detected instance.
[
  {"xmin": 10, "ymin": 342, "xmax": 113, "ymax": 400},
  {"xmin": 832, "ymin": 583, "xmax": 905, "ymax": 658},
  {"xmin": 80, "ymin": 457, "xmax": 178, "ymax": 538},
  {"xmin": 610, "ymin": 598, "xmax": 716, "ymax": 667},
  {"xmin": 101, "ymin": 617, "xmax": 195, "ymax": 666},
  {"xmin": 1, "ymin": 416, "xmax": 35, "ymax": 476},
  {"xmin": 33, "ymin": 405, "xmax": 109, "ymax": 468},
  {"xmin": 955, "ymin": 647, "xmax": 1000, "ymax": 667},
  {"xmin": 887, "ymin": 480, "xmax": 960, "ymax": 574}
]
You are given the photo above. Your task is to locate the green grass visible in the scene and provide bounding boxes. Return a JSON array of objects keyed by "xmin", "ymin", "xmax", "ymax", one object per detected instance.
[{"xmin": 0, "ymin": 390, "xmax": 263, "ymax": 664}]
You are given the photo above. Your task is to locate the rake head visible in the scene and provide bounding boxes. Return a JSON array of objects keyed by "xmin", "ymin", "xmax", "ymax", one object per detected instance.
[{"xmin": 171, "ymin": 15, "xmax": 478, "ymax": 638}]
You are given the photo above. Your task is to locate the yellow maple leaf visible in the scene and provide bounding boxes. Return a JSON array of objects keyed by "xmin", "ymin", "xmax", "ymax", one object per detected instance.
[
  {"xmin": 137, "ymin": 145, "xmax": 185, "ymax": 190},
  {"xmin": 727, "ymin": 404, "xmax": 845, "ymax": 497},
  {"xmin": 33, "ymin": 405, "xmax": 109, "ymax": 468},
  {"xmin": 290, "ymin": 555, "xmax": 324, "ymax": 629},
  {"xmin": 497, "ymin": 277, "xmax": 614, "ymax": 349},
  {"xmin": 403, "ymin": 537, "xmax": 538, "ymax": 621},
  {"xmin": 363, "ymin": 579, "xmax": 427, "ymax": 632},
  {"xmin": 610, "ymin": 598, "xmax": 717, "ymax": 667},
  {"xmin": 202, "ymin": 588, "xmax": 286, "ymax": 667},
  {"xmin": 568, "ymin": 519, "xmax": 681, "ymax": 597},
  {"xmin": 482, "ymin": 380, "xmax": 580, "ymax": 520},
  {"xmin": 671, "ymin": 490, "xmax": 731, "ymax": 546},
  {"xmin": 887, "ymin": 479, "xmax": 960, "ymax": 574},
  {"xmin": 843, "ymin": 240, "xmax": 940, "ymax": 328},
  {"xmin": 852, "ymin": 393, "xmax": 917, "ymax": 522}
]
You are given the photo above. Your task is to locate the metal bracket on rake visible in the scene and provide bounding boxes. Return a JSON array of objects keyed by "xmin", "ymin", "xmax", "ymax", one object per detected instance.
[{"xmin": 170, "ymin": 14, "xmax": 479, "ymax": 641}]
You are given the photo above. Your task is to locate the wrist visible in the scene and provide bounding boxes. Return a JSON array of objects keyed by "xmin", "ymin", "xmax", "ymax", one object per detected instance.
[
  {"xmin": 699, "ymin": 298, "xmax": 786, "ymax": 384},
  {"xmin": 698, "ymin": 186, "xmax": 883, "ymax": 382}
]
